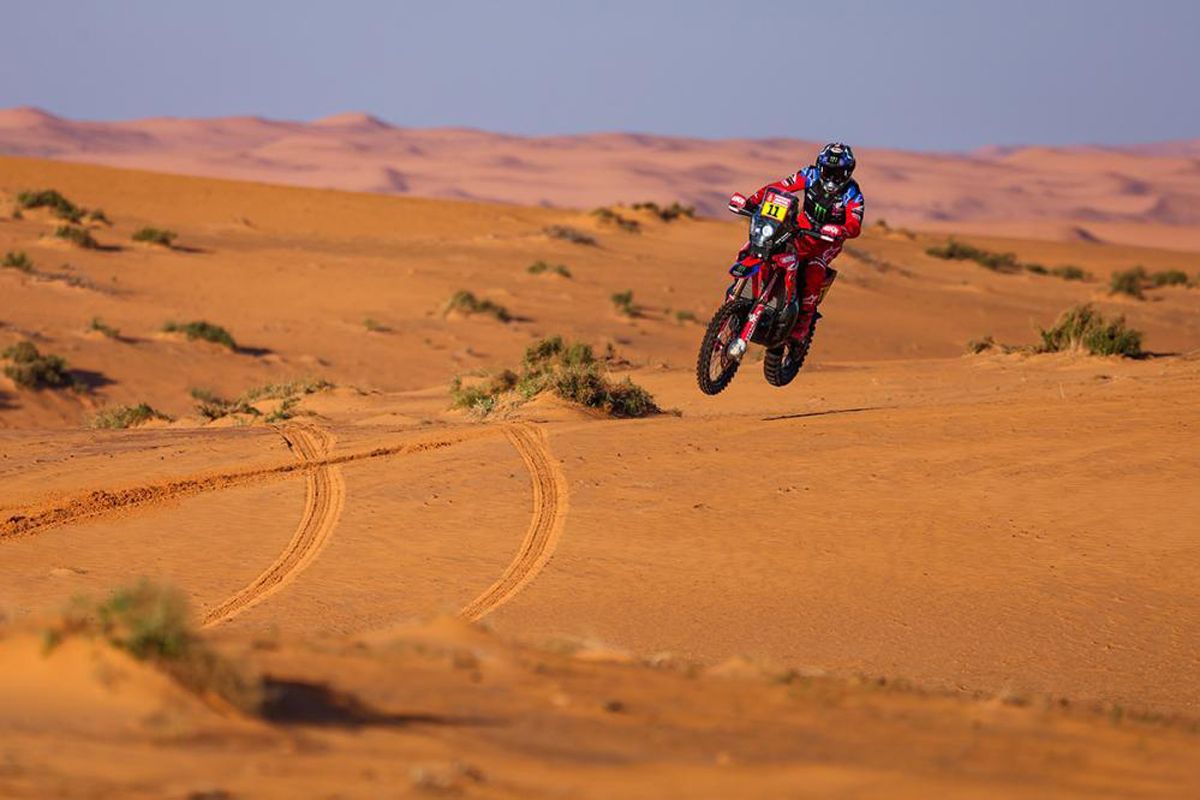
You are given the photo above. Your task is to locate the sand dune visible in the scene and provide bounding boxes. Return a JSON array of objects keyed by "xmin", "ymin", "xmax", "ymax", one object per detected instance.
[
  {"xmin": 4, "ymin": 107, "xmax": 1200, "ymax": 250},
  {"xmin": 2, "ymin": 156, "xmax": 1199, "ymax": 795}
]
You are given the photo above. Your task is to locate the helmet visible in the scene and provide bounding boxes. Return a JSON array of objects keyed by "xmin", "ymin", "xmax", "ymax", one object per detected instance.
[{"xmin": 815, "ymin": 142, "xmax": 856, "ymax": 196}]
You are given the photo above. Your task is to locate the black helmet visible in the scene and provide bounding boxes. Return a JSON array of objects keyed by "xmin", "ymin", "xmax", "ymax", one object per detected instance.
[{"xmin": 815, "ymin": 142, "xmax": 856, "ymax": 195}]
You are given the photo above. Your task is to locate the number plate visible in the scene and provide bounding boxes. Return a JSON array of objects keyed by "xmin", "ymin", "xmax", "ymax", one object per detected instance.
[{"xmin": 760, "ymin": 192, "xmax": 792, "ymax": 222}]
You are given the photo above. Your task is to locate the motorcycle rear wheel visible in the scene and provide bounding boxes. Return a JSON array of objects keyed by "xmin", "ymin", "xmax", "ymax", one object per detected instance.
[
  {"xmin": 696, "ymin": 301, "xmax": 750, "ymax": 395},
  {"xmin": 763, "ymin": 316, "xmax": 817, "ymax": 387}
]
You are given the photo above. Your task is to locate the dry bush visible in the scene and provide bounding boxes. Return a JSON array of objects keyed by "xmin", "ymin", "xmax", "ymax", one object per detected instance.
[
  {"xmin": 590, "ymin": 207, "xmax": 640, "ymax": 232},
  {"xmin": 43, "ymin": 579, "xmax": 260, "ymax": 712},
  {"xmin": 132, "ymin": 227, "xmax": 177, "ymax": 247},
  {"xmin": 543, "ymin": 225, "xmax": 597, "ymax": 246},
  {"xmin": 611, "ymin": 289, "xmax": 639, "ymax": 317},
  {"xmin": 451, "ymin": 336, "xmax": 659, "ymax": 418},
  {"xmin": 444, "ymin": 290, "xmax": 512, "ymax": 322},
  {"xmin": 53, "ymin": 225, "xmax": 99, "ymax": 249},
  {"xmin": 631, "ymin": 201, "xmax": 695, "ymax": 221},
  {"xmin": 2, "ymin": 341, "xmax": 77, "ymax": 390},
  {"xmin": 92, "ymin": 403, "xmax": 171, "ymax": 429},
  {"xmin": 164, "ymin": 320, "xmax": 237, "ymax": 350},
  {"xmin": 16, "ymin": 189, "xmax": 84, "ymax": 222},
  {"xmin": 527, "ymin": 260, "xmax": 572, "ymax": 278},
  {"xmin": 1038, "ymin": 304, "xmax": 1142, "ymax": 357},
  {"xmin": 2, "ymin": 250, "xmax": 34, "ymax": 272}
]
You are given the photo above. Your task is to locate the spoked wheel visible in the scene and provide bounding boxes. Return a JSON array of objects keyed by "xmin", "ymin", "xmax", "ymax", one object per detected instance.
[
  {"xmin": 764, "ymin": 315, "xmax": 818, "ymax": 387},
  {"xmin": 696, "ymin": 301, "xmax": 750, "ymax": 395}
]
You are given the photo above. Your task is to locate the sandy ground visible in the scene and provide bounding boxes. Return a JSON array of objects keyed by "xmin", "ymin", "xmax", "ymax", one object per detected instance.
[
  {"xmin": 4, "ymin": 106, "xmax": 1200, "ymax": 250},
  {"xmin": 1, "ymin": 156, "xmax": 1199, "ymax": 796}
]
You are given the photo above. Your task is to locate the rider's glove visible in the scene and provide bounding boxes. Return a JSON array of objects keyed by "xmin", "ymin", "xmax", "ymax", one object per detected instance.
[{"xmin": 820, "ymin": 224, "xmax": 846, "ymax": 241}]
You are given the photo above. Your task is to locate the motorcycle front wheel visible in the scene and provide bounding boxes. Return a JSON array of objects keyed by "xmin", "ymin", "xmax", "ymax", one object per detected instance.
[{"xmin": 696, "ymin": 301, "xmax": 750, "ymax": 395}]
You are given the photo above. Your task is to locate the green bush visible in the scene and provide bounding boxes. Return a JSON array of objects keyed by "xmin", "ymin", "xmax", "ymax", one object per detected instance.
[
  {"xmin": 1037, "ymin": 304, "xmax": 1142, "ymax": 357},
  {"xmin": 2, "ymin": 250, "xmax": 34, "ymax": 272},
  {"xmin": 44, "ymin": 580, "xmax": 259, "ymax": 711},
  {"xmin": 611, "ymin": 289, "xmax": 639, "ymax": 317},
  {"xmin": 1109, "ymin": 266, "xmax": 1147, "ymax": 299},
  {"xmin": 674, "ymin": 310, "xmax": 698, "ymax": 324},
  {"xmin": 53, "ymin": 225, "xmax": 99, "ymax": 249},
  {"xmin": 966, "ymin": 335, "xmax": 998, "ymax": 354},
  {"xmin": 527, "ymin": 260, "xmax": 572, "ymax": 278},
  {"xmin": 87, "ymin": 208, "xmax": 111, "ymax": 225},
  {"xmin": 92, "ymin": 403, "xmax": 171, "ymax": 429},
  {"xmin": 543, "ymin": 225, "xmax": 597, "ymax": 246},
  {"xmin": 132, "ymin": 227, "xmax": 177, "ymax": 247},
  {"xmin": 163, "ymin": 320, "xmax": 237, "ymax": 350},
  {"xmin": 1150, "ymin": 269, "xmax": 1190, "ymax": 287},
  {"xmin": 451, "ymin": 335, "xmax": 659, "ymax": 418},
  {"xmin": 444, "ymin": 290, "xmax": 512, "ymax": 322},
  {"xmin": 16, "ymin": 189, "xmax": 83, "ymax": 222},
  {"xmin": 2, "ymin": 340, "xmax": 77, "ymax": 390}
]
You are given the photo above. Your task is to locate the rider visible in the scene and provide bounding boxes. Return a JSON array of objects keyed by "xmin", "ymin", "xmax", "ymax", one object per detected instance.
[{"xmin": 734, "ymin": 143, "xmax": 864, "ymax": 342}]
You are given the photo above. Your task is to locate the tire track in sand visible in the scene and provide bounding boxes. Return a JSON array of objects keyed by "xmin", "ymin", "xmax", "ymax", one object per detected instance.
[
  {"xmin": 1, "ymin": 428, "xmax": 494, "ymax": 542},
  {"xmin": 459, "ymin": 423, "xmax": 569, "ymax": 622},
  {"xmin": 201, "ymin": 423, "xmax": 346, "ymax": 628}
]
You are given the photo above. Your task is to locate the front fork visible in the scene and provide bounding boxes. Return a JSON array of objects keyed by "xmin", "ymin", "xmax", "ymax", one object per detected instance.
[{"xmin": 726, "ymin": 263, "xmax": 798, "ymax": 361}]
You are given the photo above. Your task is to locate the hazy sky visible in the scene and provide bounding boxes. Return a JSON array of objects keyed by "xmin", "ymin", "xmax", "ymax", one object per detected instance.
[{"xmin": 3, "ymin": 0, "xmax": 1197, "ymax": 150}]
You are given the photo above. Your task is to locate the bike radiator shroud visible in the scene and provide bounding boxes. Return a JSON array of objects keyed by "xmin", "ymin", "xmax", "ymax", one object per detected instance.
[{"xmin": 729, "ymin": 277, "xmax": 799, "ymax": 348}]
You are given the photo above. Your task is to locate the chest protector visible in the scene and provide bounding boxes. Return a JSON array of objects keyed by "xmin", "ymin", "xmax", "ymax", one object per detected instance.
[{"xmin": 804, "ymin": 184, "xmax": 846, "ymax": 227}]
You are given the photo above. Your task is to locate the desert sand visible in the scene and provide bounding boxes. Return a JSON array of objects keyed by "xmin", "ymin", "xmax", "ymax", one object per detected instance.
[
  {"xmin": 1, "ymin": 154, "xmax": 1199, "ymax": 797},
  {"xmin": 4, "ymin": 106, "xmax": 1200, "ymax": 251}
]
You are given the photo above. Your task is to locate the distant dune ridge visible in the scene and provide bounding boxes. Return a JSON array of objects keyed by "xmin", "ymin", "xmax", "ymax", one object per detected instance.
[{"xmin": 3, "ymin": 106, "xmax": 1200, "ymax": 249}]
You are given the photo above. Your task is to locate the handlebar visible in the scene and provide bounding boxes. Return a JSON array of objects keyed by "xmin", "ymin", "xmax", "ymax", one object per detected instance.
[{"xmin": 732, "ymin": 203, "xmax": 834, "ymax": 242}]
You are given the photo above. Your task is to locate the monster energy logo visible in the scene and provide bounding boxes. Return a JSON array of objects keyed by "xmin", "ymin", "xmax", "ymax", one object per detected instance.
[{"xmin": 811, "ymin": 201, "xmax": 828, "ymax": 221}]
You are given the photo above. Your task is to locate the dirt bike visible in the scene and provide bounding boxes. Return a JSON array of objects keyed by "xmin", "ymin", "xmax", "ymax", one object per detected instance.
[{"xmin": 695, "ymin": 189, "xmax": 837, "ymax": 395}]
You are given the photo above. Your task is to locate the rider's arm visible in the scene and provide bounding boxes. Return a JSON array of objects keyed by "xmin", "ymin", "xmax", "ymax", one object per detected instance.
[
  {"xmin": 840, "ymin": 184, "xmax": 865, "ymax": 239},
  {"xmin": 746, "ymin": 170, "xmax": 806, "ymax": 208}
]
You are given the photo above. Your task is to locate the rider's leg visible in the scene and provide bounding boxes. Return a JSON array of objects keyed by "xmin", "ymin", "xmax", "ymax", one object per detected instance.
[{"xmin": 791, "ymin": 258, "xmax": 828, "ymax": 342}]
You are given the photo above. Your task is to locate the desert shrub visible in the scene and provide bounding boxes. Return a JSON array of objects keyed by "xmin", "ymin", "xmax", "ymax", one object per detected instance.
[
  {"xmin": 611, "ymin": 289, "xmax": 639, "ymax": 317},
  {"xmin": 966, "ymin": 335, "xmax": 998, "ymax": 354},
  {"xmin": 363, "ymin": 318, "xmax": 389, "ymax": 332},
  {"xmin": 631, "ymin": 201, "xmax": 695, "ymax": 222},
  {"xmin": 193, "ymin": 378, "xmax": 332, "ymax": 422},
  {"xmin": 451, "ymin": 335, "xmax": 659, "ymax": 418},
  {"xmin": 16, "ymin": 189, "xmax": 83, "ymax": 222},
  {"xmin": 674, "ymin": 310, "xmax": 698, "ymax": 323},
  {"xmin": 1037, "ymin": 304, "xmax": 1142, "ymax": 357},
  {"xmin": 2, "ymin": 340, "xmax": 77, "ymax": 390},
  {"xmin": 89, "ymin": 317, "xmax": 120, "ymax": 339},
  {"xmin": 53, "ymin": 224, "xmax": 99, "ymax": 249},
  {"xmin": 1051, "ymin": 265, "xmax": 1089, "ymax": 281},
  {"xmin": 87, "ymin": 208, "xmax": 111, "ymax": 225},
  {"xmin": 444, "ymin": 290, "xmax": 512, "ymax": 322},
  {"xmin": 543, "ymin": 225, "xmax": 597, "ymax": 246},
  {"xmin": 163, "ymin": 320, "xmax": 237, "ymax": 350},
  {"xmin": 926, "ymin": 239, "xmax": 1021, "ymax": 272},
  {"xmin": 92, "ymin": 403, "xmax": 171, "ymax": 429},
  {"xmin": 1109, "ymin": 266, "xmax": 1147, "ymax": 299},
  {"xmin": 590, "ymin": 207, "xmax": 640, "ymax": 232},
  {"xmin": 1150, "ymin": 269, "xmax": 1190, "ymax": 287},
  {"xmin": 2, "ymin": 250, "xmax": 34, "ymax": 272},
  {"xmin": 44, "ymin": 580, "xmax": 259, "ymax": 711},
  {"xmin": 527, "ymin": 260, "xmax": 572, "ymax": 278},
  {"xmin": 1024, "ymin": 263, "xmax": 1048, "ymax": 275},
  {"xmin": 132, "ymin": 227, "xmax": 177, "ymax": 247},
  {"xmin": 190, "ymin": 387, "xmax": 258, "ymax": 420}
]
